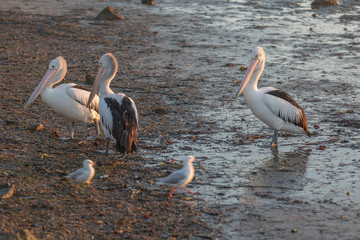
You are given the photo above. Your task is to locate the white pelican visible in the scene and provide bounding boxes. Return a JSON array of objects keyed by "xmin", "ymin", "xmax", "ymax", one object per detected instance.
[
  {"xmin": 234, "ymin": 47, "xmax": 310, "ymax": 146},
  {"xmin": 157, "ymin": 156, "xmax": 196, "ymax": 198},
  {"xmin": 87, "ymin": 53, "xmax": 138, "ymax": 155},
  {"xmin": 66, "ymin": 159, "xmax": 96, "ymax": 193},
  {"xmin": 25, "ymin": 56, "xmax": 100, "ymax": 140}
]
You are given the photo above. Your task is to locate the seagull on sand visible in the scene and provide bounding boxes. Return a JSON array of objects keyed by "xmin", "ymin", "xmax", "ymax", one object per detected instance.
[
  {"xmin": 157, "ymin": 156, "xmax": 196, "ymax": 197},
  {"xmin": 66, "ymin": 159, "xmax": 96, "ymax": 193}
]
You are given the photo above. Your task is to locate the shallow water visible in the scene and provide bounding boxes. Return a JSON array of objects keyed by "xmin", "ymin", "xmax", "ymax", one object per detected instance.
[{"xmin": 2, "ymin": 0, "xmax": 359, "ymax": 238}]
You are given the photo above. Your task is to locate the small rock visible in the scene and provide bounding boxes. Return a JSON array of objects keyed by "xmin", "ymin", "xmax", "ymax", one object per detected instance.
[
  {"xmin": 4, "ymin": 120, "xmax": 19, "ymax": 125},
  {"xmin": 0, "ymin": 183, "xmax": 14, "ymax": 199},
  {"xmin": 0, "ymin": 229, "xmax": 37, "ymax": 240},
  {"xmin": 85, "ymin": 73, "xmax": 95, "ymax": 85},
  {"xmin": 95, "ymin": 6, "xmax": 125, "ymax": 21},
  {"xmin": 311, "ymin": 0, "xmax": 338, "ymax": 8},
  {"xmin": 142, "ymin": 0, "xmax": 155, "ymax": 5},
  {"xmin": 224, "ymin": 63, "xmax": 237, "ymax": 67},
  {"xmin": 28, "ymin": 123, "xmax": 43, "ymax": 131},
  {"xmin": 153, "ymin": 108, "xmax": 167, "ymax": 115}
]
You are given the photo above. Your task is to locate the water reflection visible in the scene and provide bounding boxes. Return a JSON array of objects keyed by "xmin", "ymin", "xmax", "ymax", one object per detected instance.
[{"xmin": 245, "ymin": 146, "xmax": 311, "ymax": 200}]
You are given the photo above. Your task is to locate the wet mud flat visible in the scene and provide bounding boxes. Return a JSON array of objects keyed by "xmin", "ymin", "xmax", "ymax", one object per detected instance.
[
  {"xmin": 0, "ymin": 8, "xmax": 218, "ymax": 239},
  {"xmin": 1, "ymin": 0, "xmax": 360, "ymax": 239}
]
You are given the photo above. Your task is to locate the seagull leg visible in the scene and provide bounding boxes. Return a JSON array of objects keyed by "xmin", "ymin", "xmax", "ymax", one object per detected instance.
[
  {"xmin": 270, "ymin": 129, "xmax": 278, "ymax": 147},
  {"xmin": 182, "ymin": 187, "xmax": 195, "ymax": 195},
  {"xmin": 88, "ymin": 184, "xmax": 97, "ymax": 193},
  {"xmin": 169, "ymin": 186, "xmax": 176, "ymax": 198},
  {"xmin": 75, "ymin": 184, "xmax": 79, "ymax": 194},
  {"xmin": 87, "ymin": 119, "xmax": 100, "ymax": 140}
]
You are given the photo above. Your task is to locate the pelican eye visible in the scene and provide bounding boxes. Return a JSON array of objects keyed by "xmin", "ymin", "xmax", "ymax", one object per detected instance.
[
  {"xmin": 254, "ymin": 54, "xmax": 259, "ymax": 59},
  {"xmin": 51, "ymin": 65, "xmax": 55, "ymax": 69}
]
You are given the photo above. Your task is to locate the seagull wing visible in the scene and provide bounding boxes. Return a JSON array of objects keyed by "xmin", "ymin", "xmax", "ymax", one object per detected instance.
[{"xmin": 157, "ymin": 169, "xmax": 188, "ymax": 186}]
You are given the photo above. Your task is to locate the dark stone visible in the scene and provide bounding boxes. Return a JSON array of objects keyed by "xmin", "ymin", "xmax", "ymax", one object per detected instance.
[
  {"xmin": 95, "ymin": 6, "xmax": 125, "ymax": 21},
  {"xmin": 28, "ymin": 123, "xmax": 43, "ymax": 131},
  {"xmin": 153, "ymin": 108, "xmax": 167, "ymax": 115},
  {"xmin": 311, "ymin": 0, "xmax": 338, "ymax": 8},
  {"xmin": 85, "ymin": 73, "xmax": 95, "ymax": 85},
  {"xmin": 142, "ymin": 0, "xmax": 155, "ymax": 5}
]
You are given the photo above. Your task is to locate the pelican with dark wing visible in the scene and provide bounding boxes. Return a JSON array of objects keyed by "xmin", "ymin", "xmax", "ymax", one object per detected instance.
[
  {"xmin": 87, "ymin": 53, "xmax": 138, "ymax": 155},
  {"xmin": 234, "ymin": 47, "xmax": 310, "ymax": 146},
  {"xmin": 25, "ymin": 56, "xmax": 100, "ymax": 140}
]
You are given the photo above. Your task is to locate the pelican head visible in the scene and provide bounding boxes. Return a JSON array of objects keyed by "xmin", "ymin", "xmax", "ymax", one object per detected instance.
[
  {"xmin": 83, "ymin": 159, "xmax": 95, "ymax": 167},
  {"xmin": 234, "ymin": 47, "xmax": 266, "ymax": 100},
  {"xmin": 25, "ymin": 56, "xmax": 67, "ymax": 107},
  {"xmin": 87, "ymin": 53, "xmax": 118, "ymax": 108}
]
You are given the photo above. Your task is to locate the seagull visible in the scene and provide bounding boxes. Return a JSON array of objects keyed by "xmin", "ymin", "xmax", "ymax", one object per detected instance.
[
  {"xmin": 234, "ymin": 47, "xmax": 310, "ymax": 146},
  {"xmin": 87, "ymin": 53, "xmax": 138, "ymax": 155},
  {"xmin": 66, "ymin": 159, "xmax": 96, "ymax": 193},
  {"xmin": 157, "ymin": 156, "xmax": 196, "ymax": 197},
  {"xmin": 25, "ymin": 56, "xmax": 100, "ymax": 140}
]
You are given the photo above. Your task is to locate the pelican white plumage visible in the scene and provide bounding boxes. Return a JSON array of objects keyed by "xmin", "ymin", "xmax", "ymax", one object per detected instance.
[
  {"xmin": 87, "ymin": 53, "xmax": 138, "ymax": 155},
  {"xmin": 66, "ymin": 159, "xmax": 96, "ymax": 193},
  {"xmin": 234, "ymin": 47, "xmax": 310, "ymax": 146},
  {"xmin": 157, "ymin": 156, "xmax": 196, "ymax": 197},
  {"xmin": 25, "ymin": 56, "xmax": 100, "ymax": 140}
]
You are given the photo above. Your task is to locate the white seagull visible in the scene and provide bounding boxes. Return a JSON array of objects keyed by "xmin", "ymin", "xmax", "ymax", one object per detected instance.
[
  {"xmin": 87, "ymin": 53, "xmax": 138, "ymax": 155},
  {"xmin": 66, "ymin": 159, "xmax": 96, "ymax": 193},
  {"xmin": 157, "ymin": 156, "xmax": 196, "ymax": 198},
  {"xmin": 25, "ymin": 56, "xmax": 100, "ymax": 140},
  {"xmin": 234, "ymin": 47, "xmax": 310, "ymax": 146}
]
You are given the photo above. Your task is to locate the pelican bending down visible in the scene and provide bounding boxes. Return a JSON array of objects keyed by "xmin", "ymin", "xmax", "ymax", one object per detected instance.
[
  {"xmin": 87, "ymin": 53, "xmax": 138, "ymax": 155},
  {"xmin": 25, "ymin": 56, "xmax": 100, "ymax": 140},
  {"xmin": 234, "ymin": 47, "xmax": 310, "ymax": 146}
]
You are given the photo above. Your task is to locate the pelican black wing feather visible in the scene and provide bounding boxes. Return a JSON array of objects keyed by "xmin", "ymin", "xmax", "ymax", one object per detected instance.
[
  {"xmin": 104, "ymin": 97, "xmax": 138, "ymax": 154},
  {"xmin": 265, "ymin": 89, "xmax": 310, "ymax": 136}
]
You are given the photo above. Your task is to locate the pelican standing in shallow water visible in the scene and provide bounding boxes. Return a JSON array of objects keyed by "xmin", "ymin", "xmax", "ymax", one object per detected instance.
[
  {"xmin": 234, "ymin": 47, "xmax": 310, "ymax": 146},
  {"xmin": 25, "ymin": 56, "xmax": 100, "ymax": 140},
  {"xmin": 87, "ymin": 53, "xmax": 138, "ymax": 155}
]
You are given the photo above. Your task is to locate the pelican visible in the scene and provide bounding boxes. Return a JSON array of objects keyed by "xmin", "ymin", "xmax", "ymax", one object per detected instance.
[
  {"xmin": 87, "ymin": 53, "xmax": 138, "ymax": 155},
  {"xmin": 157, "ymin": 156, "xmax": 196, "ymax": 198},
  {"xmin": 234, "ymin": 47, "xmax": 310, "ymax": 146},
  {"xmin": 25, "ymin": 56, "xmax": 100, "ymax": 140}
]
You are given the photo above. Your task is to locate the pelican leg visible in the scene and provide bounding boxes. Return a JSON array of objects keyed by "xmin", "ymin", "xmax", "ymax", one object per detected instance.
[
  {"xmin": 270, "ymin": 129, "xmax": 278, "ymax": 146},
  {"xmin": 87, "ymin": 119, "xmax": 100, "ymax": 140},
  {"xmin": 99, "ymin": 138, "xmax": 111, "ymax": 155},
  {"xmin": 60, "ymin": 122, "xmax": 76, "ymax": 140},
  {"xmin": 69, "ymin": 123, "xmax": 76, "ymax": 139}
]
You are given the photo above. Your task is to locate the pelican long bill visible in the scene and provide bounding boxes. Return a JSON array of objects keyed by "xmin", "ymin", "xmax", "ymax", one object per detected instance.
[{"xmin": 25, "ymin": 69, "xmax": 57, "ymax": 107}]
